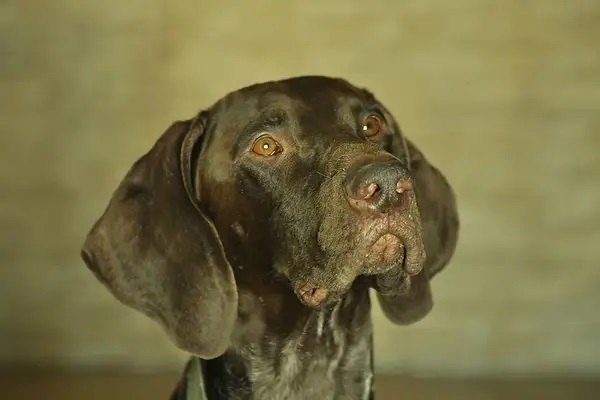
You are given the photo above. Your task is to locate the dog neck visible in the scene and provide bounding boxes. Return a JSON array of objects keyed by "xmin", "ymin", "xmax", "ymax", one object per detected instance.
[{"xmin": 190, "ymin": 279, "xmax": 375, "ymax": 399}]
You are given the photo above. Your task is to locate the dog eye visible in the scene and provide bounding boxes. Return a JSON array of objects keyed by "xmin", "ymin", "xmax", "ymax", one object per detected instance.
[
  {"xmin": 362, "ymin": 115, "xmax": 382, "ymax": 137},
  {"xmin": 251, "ymin": 135, "xmax": 282, "ymax": 157}
]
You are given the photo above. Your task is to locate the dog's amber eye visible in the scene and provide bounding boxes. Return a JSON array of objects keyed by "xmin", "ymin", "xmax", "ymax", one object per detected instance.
[
  {"xmin": 251, "ymin": 135, "xmax": 282, "ymax": 156},
  {"xmin": 362, "ymin": 115, "xmax": 382, "ymax": 137}
]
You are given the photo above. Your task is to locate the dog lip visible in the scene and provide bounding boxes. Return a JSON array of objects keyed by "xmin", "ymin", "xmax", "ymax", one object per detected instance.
[
  {"xmin": 364, "ymin": 221, "xmax": 402, "ymax": 246},
  {"xmin": 373, "ymin": 232, "xmax": 402, "ymax": 251},
  {"xmin": 370, "ymin": 231, "xmax": 400, "ymax": 245},
  {"xmin": 364, "ymin": 232, "xmax": 405, "ymax": 272}
]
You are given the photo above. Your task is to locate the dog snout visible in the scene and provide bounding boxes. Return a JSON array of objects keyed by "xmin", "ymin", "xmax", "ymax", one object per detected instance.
[{"xmin": 345, "ymin": 160, "xmax": 413, "ymax": 213}]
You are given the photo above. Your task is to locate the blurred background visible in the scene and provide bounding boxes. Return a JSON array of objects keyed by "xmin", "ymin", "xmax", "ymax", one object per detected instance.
[{"xmin": 1, "ymin": 0, "xmax": 599, "ymax": 398}]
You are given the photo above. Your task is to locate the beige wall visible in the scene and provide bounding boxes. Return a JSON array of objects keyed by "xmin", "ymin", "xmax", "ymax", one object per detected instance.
[{"xmin": 1, "ymin": 0, "xmax": 599, "ymax": 377}]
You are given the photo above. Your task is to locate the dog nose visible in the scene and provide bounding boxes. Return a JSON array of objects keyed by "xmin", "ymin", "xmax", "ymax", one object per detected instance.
[{"xmin": 345, "ymin": 160, "xmax": 413, "ymax": 213}]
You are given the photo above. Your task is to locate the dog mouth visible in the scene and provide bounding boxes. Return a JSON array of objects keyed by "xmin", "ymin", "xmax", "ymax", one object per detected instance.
[
  {"xmin": 292, "ymin": 229, "xmax": 406, "ymax": 308},
  {"xmin": 289, "ymin": 212, "xmax": 423, "ymax": 308}
]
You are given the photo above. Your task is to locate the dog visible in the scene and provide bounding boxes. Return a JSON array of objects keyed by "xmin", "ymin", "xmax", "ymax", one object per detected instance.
[{"xmin": 81, "ymin": 76, "xmax": 459, "ymax": 399}]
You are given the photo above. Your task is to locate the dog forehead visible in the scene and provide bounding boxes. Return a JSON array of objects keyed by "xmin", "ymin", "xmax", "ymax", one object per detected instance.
[
  {"xmin": 210, "ymin": 90, "xmax": 298, "ymax": 130},
  {"xmin": 213, "ymin": 78, "xmax": 368, "ymax": 131}
]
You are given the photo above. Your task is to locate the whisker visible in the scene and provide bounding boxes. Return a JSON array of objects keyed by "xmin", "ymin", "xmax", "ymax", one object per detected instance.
[{"xmin": 312, "ymin": 169, "xmax": 336, "ymax": 184}]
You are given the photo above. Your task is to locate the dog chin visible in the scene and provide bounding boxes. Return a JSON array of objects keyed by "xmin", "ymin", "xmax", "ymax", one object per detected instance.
[
  {"xmin": 291, "ymin": 279, "xmax": 354, "ymax": 308},
  {"xmin": 294, "ymin": 288, "xmax": 346, "ymax": 308}
]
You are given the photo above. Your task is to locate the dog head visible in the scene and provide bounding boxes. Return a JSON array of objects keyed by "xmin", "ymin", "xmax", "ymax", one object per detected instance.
[{"xmin": 81, "ymin": 76, "xmax": 426, "ymax": 358}]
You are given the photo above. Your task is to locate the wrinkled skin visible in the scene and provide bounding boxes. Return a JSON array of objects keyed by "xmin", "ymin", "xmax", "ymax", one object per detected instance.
[{"xmin": 82, "ymin": 76, "xmax": 459, "ymax": 399}]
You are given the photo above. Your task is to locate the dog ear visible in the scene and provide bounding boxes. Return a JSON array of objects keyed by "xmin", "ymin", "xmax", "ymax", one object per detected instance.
[
  {"xmin": 376, "ymin": 124, "xmax": 459, "ymax": 325},
  {"xmin": 81, "ymin": 112, "xmax": 238, "ymax": 359},
  {"xmin": 390, "ymin": 123, "xmax": 459, "ymax": 279}
]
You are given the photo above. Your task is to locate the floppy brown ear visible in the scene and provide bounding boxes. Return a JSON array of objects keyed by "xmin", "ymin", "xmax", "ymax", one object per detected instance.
[
  {"xmin": 81, "ymin": 114, "xmax": 238, "ymax": 359},
  {"xmin": 400, "ymin": 138, "xmax": 459, "ymax": 279},
  {"xmin": 375, "ymin": 128, "xmax": 459, "ymax": 325}
]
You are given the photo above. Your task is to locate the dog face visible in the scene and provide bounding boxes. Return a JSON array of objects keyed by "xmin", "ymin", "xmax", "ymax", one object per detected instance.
[
  {"xmin": 81, "ymin": 76, "xmax": 427, "ymax": 359},
  {"xmin": 195, "ymin": 76, "xmax": 425, "ymax": 307}
]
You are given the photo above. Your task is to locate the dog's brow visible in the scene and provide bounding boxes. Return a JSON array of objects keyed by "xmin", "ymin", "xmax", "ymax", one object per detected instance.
[
  {"xmin": 335, "ymin": 95, "xmax": 385, "ymax": 134},
  {"xmin": 233, "ymin": 110, "xmax": 289, "ymax": 155}
]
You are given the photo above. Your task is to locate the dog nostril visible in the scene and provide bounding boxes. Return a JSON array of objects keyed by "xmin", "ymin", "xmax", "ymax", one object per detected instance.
[
  {"xmin": 363, "ymin": 183, "xmax": 380, "ymax": 200},
  {"xmin": 396, "ymin": 180, "xmax": 412, "ymax": 194}
]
